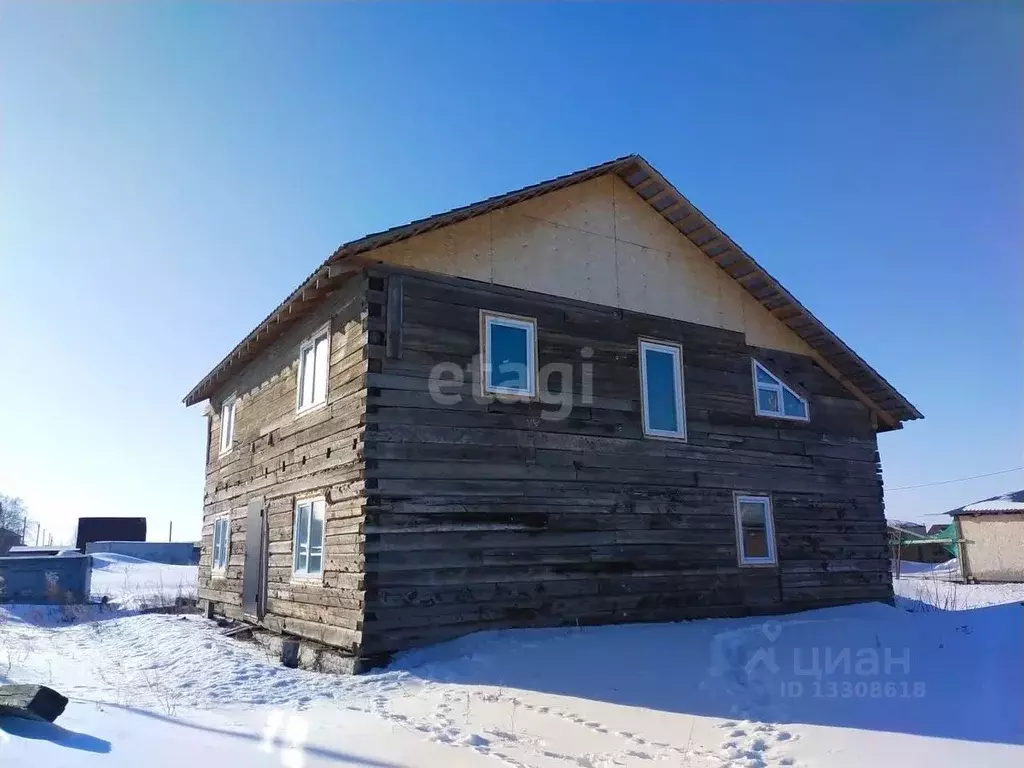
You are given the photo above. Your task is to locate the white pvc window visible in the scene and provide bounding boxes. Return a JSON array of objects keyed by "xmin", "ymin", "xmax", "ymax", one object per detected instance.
[
  {"xmin": 735, "ymin": 494, "xmax": 777, "ymax": 566},
  {"xmin": 297, "ymin": 324, "xmax": 331, "ymax": 413},
  {"xmin": 481, "ymin": 311, "xmax": 537, "ymax": 397},
  {"xmin": 212, "ymin": 517, "xmax": 229, "ymax": 574},
  {"xmin": 219, "ymin": 397, "xmax": 236, "ymax": 455},
  {"xmin": 292, "ymin": 498, "xmax": 325, "ymax": 579},
  {"xmin": 639, "ymin": 339, "xmax": 687, "ymax": 439},
  {"xmin": 752, "ymin": 360, "xmax": 809, "ymax": 421}
]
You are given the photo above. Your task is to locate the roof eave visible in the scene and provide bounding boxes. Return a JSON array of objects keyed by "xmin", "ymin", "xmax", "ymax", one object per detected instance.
[{"xmin": 183, "ymin": 154, "xmax": 922, "ymax": 426}]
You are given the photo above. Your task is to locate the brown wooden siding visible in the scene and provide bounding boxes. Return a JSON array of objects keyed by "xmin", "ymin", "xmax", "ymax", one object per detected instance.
[
  {"xmin": 360, "ymin": 265, "xmax": 892, "ymax": 657},
  {"xmin": 198, "ymin": 274, "xmax": 370, "ymax": 653}
]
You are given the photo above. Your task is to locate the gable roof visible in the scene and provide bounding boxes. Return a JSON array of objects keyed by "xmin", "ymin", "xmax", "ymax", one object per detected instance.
[
  {"xmin": 182, "ymin": 154, "xmax": 922, "ymax": 427},
  {"xmin": 948, "ymin": 489, "xmax": 1024, "ymax": 517}
]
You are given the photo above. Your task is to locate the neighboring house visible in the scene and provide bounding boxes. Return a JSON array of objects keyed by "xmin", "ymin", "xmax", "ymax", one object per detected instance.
[
  {"xmin": 888, "ymin": 520, "xmax": 926, "ymax": 535},
  {"xmin": 0, "ymin": 528, "xmax": 21, "ymax": 554},
  {"xmin": 949, "ymin": 490, "xmax": 1024, "ymax": 582},
  {"xmin": 184, "ymin": 154, "xmax": 922, "ymax": 667}
]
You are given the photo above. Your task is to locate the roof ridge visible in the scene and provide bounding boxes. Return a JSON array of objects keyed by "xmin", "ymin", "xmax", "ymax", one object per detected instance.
[{"xmin": 183, "ymin": 155, "xmax": 921, "ymax": 428}]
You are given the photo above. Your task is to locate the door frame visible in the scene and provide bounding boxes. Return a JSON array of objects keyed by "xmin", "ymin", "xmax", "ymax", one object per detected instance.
[{"xmin": 241, "ymin": 497, "xmax": 269, "ymax": 621}]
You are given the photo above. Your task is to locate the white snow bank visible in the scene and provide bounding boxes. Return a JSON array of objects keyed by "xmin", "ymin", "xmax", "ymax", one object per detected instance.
[
  {"xmin": 1, "ymin": 576, "xmax": 1022, "ymax": 767},
  {"xmin": 88, "ymin": 556, "xmax": 197, "ymax": 610}
]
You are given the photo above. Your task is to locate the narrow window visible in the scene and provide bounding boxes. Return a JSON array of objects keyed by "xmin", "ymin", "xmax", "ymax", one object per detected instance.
[
  {"xmin": 212, "ymin": 517, "xmax": 229, "ymax": 574},
  {"xmin": 752, "ymin": 360, "xmax": 809, "ymax": 421},
  {"xmin": 734, "ymin": 494, "xmax": 777, "ymax": 566},
  {"xmin": 480, "ymin": 311, "xmax": 537, "ymax": 397},
  {"xmin": 638, "ymin": 339, "xmax": 686, "ymax": 439},
  {"xmin": 219, "ymin": 397, "xmax": 236, "ymax": 455},
  {"xmin": 297, "ymin": 324, "xmax": 331, "ymax": 413},
  {"xmin": 292, "ymin": 498, "xmax": 326, "ymax": 579}
]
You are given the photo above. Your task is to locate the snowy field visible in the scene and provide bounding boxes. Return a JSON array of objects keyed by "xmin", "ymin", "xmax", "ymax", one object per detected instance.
[
  {"xmin": 0, "ymin": 559, "xmax": 1021, "ymax": 767},
  {"xmin": 893, "ymin": 559, "xmax": 1024, "ymax": 609},
  {"xmin": 89, "ymin": 552, "xmax": 198, "ymax": 610}
]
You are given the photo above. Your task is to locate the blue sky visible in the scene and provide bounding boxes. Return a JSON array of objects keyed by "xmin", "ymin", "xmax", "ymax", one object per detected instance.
[{"xmin": 1, "ymin": 2, "xmax": 1020, "ymax": 542}]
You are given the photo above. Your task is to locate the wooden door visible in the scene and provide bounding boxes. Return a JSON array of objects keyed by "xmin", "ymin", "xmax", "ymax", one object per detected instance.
[{"xmin": 241, "ymin": 498, "xmax": 268, "ymax": 620}]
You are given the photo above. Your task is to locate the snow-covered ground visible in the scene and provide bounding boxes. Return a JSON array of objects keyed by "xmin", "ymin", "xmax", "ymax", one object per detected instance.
[
  {"xmin": 1, "ymin": 560, "xmax": 1022, "ymax": 767},
  {"xmin": 89, "ymin": 553, "xmax": 197, "ymax": 610},
  {"xmin": 892, "ymin": 558, "xmax": 961, "ymax": 580},
  {"xmin": 893, "ymin": 558, "xmax": 1024, "ymax": 609}
]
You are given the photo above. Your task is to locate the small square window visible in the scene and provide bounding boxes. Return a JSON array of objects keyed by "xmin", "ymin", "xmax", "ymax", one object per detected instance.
[
  {"xmin": 293, "ymin": 498, "xmax": 326, "ymax": 580},
  {"xmin": 219, "ymin": 397, "xmax": 237, "ymax": 456},
  {"xmin": 639, "ymin": 339, "xmax": 687, "ymax": 439},
  {"xmin": 212, "ymin": 517, "xmax": 229, "ymax": 574},
  {"xmin": 480, "ymin": 311, "xmax": 537, "ymax": 397},
  {"xmin": 297, "ymin": 324, "xmax": 331, "ymax": 413},
  {"xmin": 734, "ymin": 494, "xmax": 777, "ymax": 566},
  {"xmin": 752, "ymin": 360, "xmax": 809, "ymax": 421}
]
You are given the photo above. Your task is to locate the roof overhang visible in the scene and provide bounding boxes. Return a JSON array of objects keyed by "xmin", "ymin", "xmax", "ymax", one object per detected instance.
[{"xmin": 183, "ymin": 154, "xmax": 923, "ymax": 428}]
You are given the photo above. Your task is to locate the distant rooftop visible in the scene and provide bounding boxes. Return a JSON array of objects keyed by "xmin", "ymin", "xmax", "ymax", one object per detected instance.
[{"xmin": 948, "ymin": 489, "xmax": 1024, "ymax": 517}]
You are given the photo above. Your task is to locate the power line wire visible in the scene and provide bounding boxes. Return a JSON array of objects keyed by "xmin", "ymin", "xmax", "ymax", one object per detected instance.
[{"xmin": 887, "ymin": 466, "xmax": 1024, "ymax": 492}]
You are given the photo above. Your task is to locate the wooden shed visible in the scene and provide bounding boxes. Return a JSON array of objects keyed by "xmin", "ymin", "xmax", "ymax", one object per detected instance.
[{"xmin": 183, "ymin": 155, "xmax": 922, "ymax": 669}]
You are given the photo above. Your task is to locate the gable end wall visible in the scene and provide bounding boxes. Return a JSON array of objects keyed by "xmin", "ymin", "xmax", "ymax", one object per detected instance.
[
  {"xmin": 365, "ymin": 174, "xmax": 815, "ymax": 358},
  {"xmin": 359, "ymin": 265, "xmax": 892, "ymax": 657}
]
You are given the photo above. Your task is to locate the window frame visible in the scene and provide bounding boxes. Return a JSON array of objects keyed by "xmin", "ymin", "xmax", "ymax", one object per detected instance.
[
  {"xmin": 751, "ymin": 359, "xmax": 810, "ymax": 422},
  {"xmin": 211, "ymin": 516, "xmax": 230, "ymax": 576},
  {"xmin": 638, "ymin": 338, "xmax": 687, "ymax": 441},
  {"xmin": 479, "ymin": 310, "xmax": 539, "ymax": 398},
  {"xmin": 218, "ymin": 396, "xmax": 237, "ymax": 456},
  {"xmin": 291, "ymin": 496, "xmax": 326, "ymax": 582},
  {"xmin": 296, "ymin": 322, "xmax": 332, "ymax": 415},
  {"xmin": 733, "ymin": 493, "xmax": 778, "ymax": 567}
]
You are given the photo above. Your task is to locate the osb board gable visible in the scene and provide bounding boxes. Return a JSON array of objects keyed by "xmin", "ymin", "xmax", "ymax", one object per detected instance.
[{"xmin": 366, "ymin": 174, "xmax": 814, "ymax": 356}]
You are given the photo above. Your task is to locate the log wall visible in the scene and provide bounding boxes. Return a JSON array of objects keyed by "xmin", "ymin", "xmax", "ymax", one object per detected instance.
[
  {"xmin": 198, "ymin": 274, "xmax": 370, "ymax": 653},
  {"xmin": 360, "ymin": 265, "xmax": 892, "ymax": 657},
  {"xmin": 195, "ymin": 263, "xmax": 894, "ymax": 663}
]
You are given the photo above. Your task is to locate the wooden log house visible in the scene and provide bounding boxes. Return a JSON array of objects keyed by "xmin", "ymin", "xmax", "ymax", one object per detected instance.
[{"xmin": 184, "ymin": 155, "xmax": 922, "ymax": 669}]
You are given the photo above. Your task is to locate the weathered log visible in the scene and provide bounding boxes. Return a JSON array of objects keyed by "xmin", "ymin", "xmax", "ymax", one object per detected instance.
[{"xmin": 0, "ymin": 684, "xmax": 68, "ymax": 723}]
